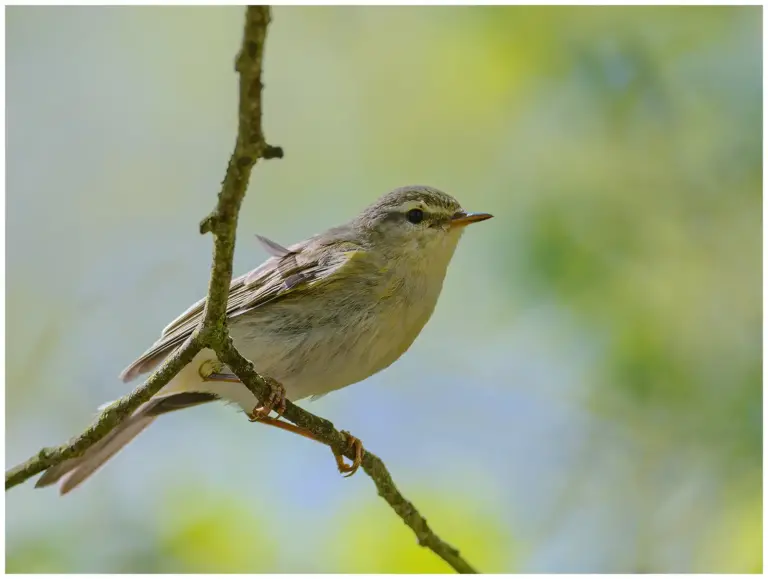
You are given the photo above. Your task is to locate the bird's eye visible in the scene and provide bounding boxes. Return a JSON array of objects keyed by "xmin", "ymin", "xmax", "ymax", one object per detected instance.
[{"xmin": 406, "ymin": 208, "xmax": 424, "ymax": 224}]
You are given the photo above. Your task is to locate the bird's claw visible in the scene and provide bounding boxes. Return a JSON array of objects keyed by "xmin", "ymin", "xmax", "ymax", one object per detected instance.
[
  {"xmin": 334, "ymin": 431, "xmax": 364, "ymax": 477},
  {"xmin": 198, "ymin": 359, "xmax": 226, "ymax": 381},
  {"xmin": 248, "ymin": 376, "xmax": 287, "ymax": 421}
]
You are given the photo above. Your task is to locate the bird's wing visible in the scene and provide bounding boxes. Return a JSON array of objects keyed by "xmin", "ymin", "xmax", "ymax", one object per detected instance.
[
  {"xmin": 119, "ymin": 236, "xmax": 366, "ymax": 382},
  {"xmin": 254, "ymin": 234, "xmax": 292, "ymax": 258}
]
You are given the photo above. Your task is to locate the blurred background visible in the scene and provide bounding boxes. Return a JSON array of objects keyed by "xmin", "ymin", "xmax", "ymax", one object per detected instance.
[{"xmin": 5, "ymin": 6, "xmax": 762, "ymax": 573}]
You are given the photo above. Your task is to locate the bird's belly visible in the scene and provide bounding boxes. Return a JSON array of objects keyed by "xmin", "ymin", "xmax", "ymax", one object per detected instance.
[{"xmin": 230, "ymin": 306, "xmax": 427, "ymax": 401}]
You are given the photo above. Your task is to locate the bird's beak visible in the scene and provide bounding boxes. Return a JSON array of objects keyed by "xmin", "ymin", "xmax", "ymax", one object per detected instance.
[{"xmin": 449, "ymin": 211, "xmax": 494, "ymax": 228}]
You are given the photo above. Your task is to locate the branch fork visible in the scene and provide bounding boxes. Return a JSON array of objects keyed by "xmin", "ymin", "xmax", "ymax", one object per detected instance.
[{"xmin": 5, "ymin": 7, "xmax": 478, "ymax": 574}]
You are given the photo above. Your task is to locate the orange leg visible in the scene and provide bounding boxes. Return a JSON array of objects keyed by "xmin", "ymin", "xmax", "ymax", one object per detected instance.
[
  {"xmin": 249, "ymin": 414, "xmax": 364, "ymax": 477},
  {"xmin": 201, "ymin": 363, "xmax": 362, "ymax": 476}
]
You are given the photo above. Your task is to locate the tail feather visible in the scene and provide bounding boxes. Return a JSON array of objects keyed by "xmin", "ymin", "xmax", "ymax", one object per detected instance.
[
  {"xmin": 36, "ymin": 392, "xmax": 219, "ymax": 494},
  {"xmin": 60, "ymin": 416, "xmax": 155, "ymax": 494},
  {"xmin": 36, "ymin": 413, "xmax": 156, "ymax": 495},
  {"xmin": 35, "ymin": 458, "xmax": 82, "ymax": 488}
]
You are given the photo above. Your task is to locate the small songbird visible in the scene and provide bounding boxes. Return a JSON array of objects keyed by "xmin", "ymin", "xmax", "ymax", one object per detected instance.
[{"xmin": 36, "ymin": 185, "xmax": 492, "ymax": 494}]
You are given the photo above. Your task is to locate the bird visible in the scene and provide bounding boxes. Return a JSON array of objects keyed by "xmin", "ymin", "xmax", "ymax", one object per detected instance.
[{"xmin": 35, "ymin": 185, "xmax": 493, "ymax": 494}]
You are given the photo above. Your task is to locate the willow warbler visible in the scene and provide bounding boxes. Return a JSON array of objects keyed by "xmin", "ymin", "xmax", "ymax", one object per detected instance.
[{"xmin": 37, "ymin": 185, "xmax": 492, "ymax": 493}]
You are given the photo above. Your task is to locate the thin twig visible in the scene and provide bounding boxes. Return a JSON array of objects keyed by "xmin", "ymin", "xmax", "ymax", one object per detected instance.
[
  {"xmin": 4, "ymin": 337, "xmax": 202, "ymax": 489},
  {"xmin": 5, "ymin": 6, "xmax": 478, "ymax": 574}
]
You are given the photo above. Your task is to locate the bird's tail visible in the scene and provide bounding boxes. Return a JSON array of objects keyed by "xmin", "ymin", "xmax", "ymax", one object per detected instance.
[{"xmin": 35, "ymin": 392, "xmax": 218, "ymax": 494}]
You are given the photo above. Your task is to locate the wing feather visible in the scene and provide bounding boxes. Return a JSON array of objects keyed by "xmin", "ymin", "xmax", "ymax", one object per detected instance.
[{"xmin": 119, "ymin": 238, "xmax": 365, "ymax": 382}]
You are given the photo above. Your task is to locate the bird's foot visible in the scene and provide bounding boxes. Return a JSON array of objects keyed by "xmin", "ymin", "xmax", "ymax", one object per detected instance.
[
  {"xmin": 247, "ymin": 376, "xmax": 287, "ymax": 419},
  {"xmin": 334, "ymin": 431, "xmax": 364, "ymax": 477},
  {"xmin": 198, "ymin": 359, "xmax": 233, "ymax": 381},
  {"xmin": 246, "ymin": 417, "xmax": 364, "ymax": 478},
  {"xmin": 199, "ymin": 360, "xmax": 286, "ymax": 418}
]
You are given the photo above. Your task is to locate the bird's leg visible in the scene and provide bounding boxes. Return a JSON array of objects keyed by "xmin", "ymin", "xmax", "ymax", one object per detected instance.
[
  {"xmin": 198, "ymin": 360, "xmax": 287, "ymax": 417},
  {"xmin": 248, "ymin": 415, "xmax": 364, "ymax": 477},
  {"xmin": 198, "ymin": 359, "xmax": 362, "ymax": 476}
]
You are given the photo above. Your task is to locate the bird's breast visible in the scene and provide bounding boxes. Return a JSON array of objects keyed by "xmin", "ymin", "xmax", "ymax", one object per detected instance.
[{"xmin": 230, "ymin": 263, "xmax": 446, "ymax": 401}]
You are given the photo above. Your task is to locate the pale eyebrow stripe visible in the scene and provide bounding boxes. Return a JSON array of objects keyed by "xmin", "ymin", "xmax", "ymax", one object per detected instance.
[{"xmin": 394, "ymin": 201, "xmax": 455, "ymax": 216}]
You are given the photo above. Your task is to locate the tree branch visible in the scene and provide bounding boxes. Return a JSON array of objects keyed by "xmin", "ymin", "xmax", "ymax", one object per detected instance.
[
  {"xmin": 4, "ymin": 337, "xmax": 203, "ymax": 489},
  {"xmin": 217, "ymin": 339, "xmax": 480, "ymax": 574},
  {"xmin": 6, "ymin": 6, "xmax": 478, "ymax": 574}
]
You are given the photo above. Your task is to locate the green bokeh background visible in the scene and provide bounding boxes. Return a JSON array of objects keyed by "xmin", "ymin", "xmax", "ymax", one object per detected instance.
[{"xmin": 6, "ymin": 6, "xmax": 761, "ymax": 573}]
